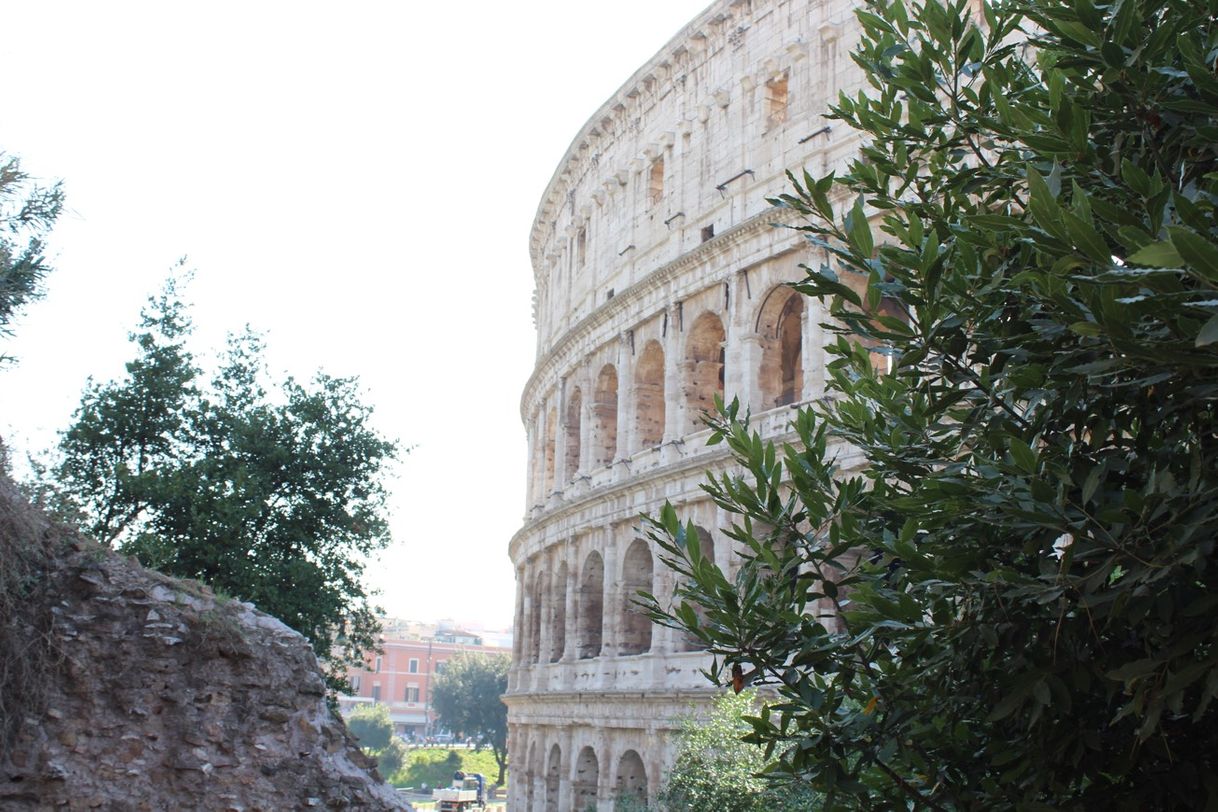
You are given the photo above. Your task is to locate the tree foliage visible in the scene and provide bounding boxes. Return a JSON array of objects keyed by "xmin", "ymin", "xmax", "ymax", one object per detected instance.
[
  {"xmin": 429, "ymin": 652, "xmax": 509, "ymax": 785},
  {"xmin": 347, "ymin": 702, "xmax": 395, "ymax": 752},
  {"xmin": 41, "ymin": 277, "xmax": 398, "ymax": 690},
  {"xmin": 660, "ymin": 690, "xmax": 820, "ymax": 812},
  {"xmin": 644, "ymin": 0, "xmax": 1218, "ymax": 807},
  {"xmin": 0, "ymin": 152, "xmax": 64, "ymax": 358}
]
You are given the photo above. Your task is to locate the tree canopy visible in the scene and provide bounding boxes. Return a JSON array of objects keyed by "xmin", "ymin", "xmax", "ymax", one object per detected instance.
[
  {"xmin": 429, "ymin": 652, "xmax": 509, "ymax": 785},
  {"xmin": 645, "ymin": 0, "xmax": 1218, "ymax": 807},
  {"xmin": 659, "ymin": 690, "xmax": 820, "ymax": 812},
  {"xmin": 0, "ymin": 152, "xmax": 63, "ymax": 359},
  {"xmin": 40, "ymin": 276, "xmax": 398, "ymax": 690}
]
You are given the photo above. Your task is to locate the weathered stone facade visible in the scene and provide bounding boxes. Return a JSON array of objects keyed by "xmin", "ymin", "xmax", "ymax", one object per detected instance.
[{"xmin": 507, "ymin": 1, "xmax": 866, "ymax": 808}]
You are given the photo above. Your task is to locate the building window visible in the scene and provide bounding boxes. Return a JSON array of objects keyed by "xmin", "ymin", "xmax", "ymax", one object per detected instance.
[
  {"xmin": 435, "ymin": 661, "xmax": 447, "ymax": 674},
  {"xmin": 372, "ymin": 684, "xmax": 381, "ymax": 701},
  {"xmin": 648, "ymin": 157, "xmax": 664, "ymax": 206},
  {"xmin": 577, "ymin": 228, "xmax": 587, "ymax": 267},
  {"xmin": 766, "ymin": 73, "xmax": 789, "ymax": 129},
  {"xmin": 701, "ymin": 224, "xmax": 715, "ymax": 242},
  {"xmin": 351, "ymin": 675, "xmax": 361, "ymax": 692},
  {"xmin": 405, "ymin": 685, "xmax": 420, "ymax": 703},
  {"xmin": 408, "ymin": 658, "xmax": 419, "ymax": 674},
  {"xmin": 374, "ymin": 656, "xmax": 382, "ymax": 673}
]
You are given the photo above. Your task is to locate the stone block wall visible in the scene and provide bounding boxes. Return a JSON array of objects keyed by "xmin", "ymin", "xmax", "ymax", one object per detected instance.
[{"xmin": 508, "ymin": 0, "xmax": 868, "ymax": 808}]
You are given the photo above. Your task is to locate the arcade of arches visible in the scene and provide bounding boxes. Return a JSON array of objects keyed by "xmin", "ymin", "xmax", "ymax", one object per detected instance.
[
  {"xmin": 525, "ymin": 283, "xmax": 814, "ymax": 508},
  {"xmin": 516, "ymin": 734, "xmax": 653, "ymax": 812}
]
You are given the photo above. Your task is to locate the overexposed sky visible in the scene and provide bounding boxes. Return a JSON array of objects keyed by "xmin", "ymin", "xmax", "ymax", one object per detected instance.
[{"xmin": 0, "ymin": 1, "xmax": 709, "ymax": 630}]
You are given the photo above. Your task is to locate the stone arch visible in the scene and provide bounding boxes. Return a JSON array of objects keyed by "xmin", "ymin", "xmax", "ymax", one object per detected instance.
[
  {"xmin": 615, "ymin": 750, "xmax": 648, "ymax": 806},
  {"xmin": 548, "ymin": 562, "xmax": 568, "ymax": 663},
  {"xmin": 578, "ymin": 551, "xmax": 604, "ymax": 659},
  {"xmin": 565, "ymin": 387, "xmax": 582, "ymax": 479},
  {"xmin": 679, "ymin": 526, "xmax": 716, "ymax": 652},
  {"xmin": 633, "ymin": 340, "xmax": 665, "ymax": 449},
  {"xmin": 528, "ymin": 570, "xmax": 544, "ymax": 664},
  {"xmin": 574, "ymin": 746, "xmax": 599, "ymax": 809},
  {"xmin": 757, "ymin": 286, "xmax": 804, "ymax": 408},
  {"xmin": 593, "ymin": 364, "xmax": 618, "ymax": 467},
  {"xmin": 543, "ymin": 405, "xmax": 558, "ymax": 492},
  {"xmin": 619, "ymin": 539, "xmax": 654, "ymax": 656},
  {"xmin": 683, "ymin": 311, "xmax": 726, "ymax": 433},
  {"xmin": 545, "ymin": 743, "xmax": 562, "ymax": 812}
]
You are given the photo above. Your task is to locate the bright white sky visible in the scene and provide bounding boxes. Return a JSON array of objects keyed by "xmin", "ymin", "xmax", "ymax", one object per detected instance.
[{"xmin": 0, "ymin": 1, "xmax": 710, "ymax": 631}]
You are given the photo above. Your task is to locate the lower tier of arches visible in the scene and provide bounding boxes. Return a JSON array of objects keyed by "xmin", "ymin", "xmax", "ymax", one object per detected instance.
[{"xmin": 504, "ymin": 689, "xmax": 717, "ymax": 812}]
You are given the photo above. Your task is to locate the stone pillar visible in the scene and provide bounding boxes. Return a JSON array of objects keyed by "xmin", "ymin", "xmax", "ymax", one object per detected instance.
[
  {"xmin": 598, "ymin": 740, "xmax": 616, "ymax": 812},
  {"xmin": 525, "ymin": 421, "xmax": 537, "ymax": 509},
  {"xmin": 564, "ymin": 551, "xmax": 578, "ymax": 661},
  {"xmin": 615, "ymin": 333, "xmax": 634, "ymax": 473},
  {"xmin": 662, "ymin": 304, "xmax": 681, "ymax": 445},
  {"xmin": 600, "ymin": 531, "xmax": 620, "ymax": 658},
  {"xmin": 555, "ymin": 380, "xmax": 569, "ymax": 487},
  {"xmin": 512, "ymin": 567, "xmax": 526, "ymax": 673},
  {"xmin": 536, "ymin": 552, "xmax": 552, "ymax": 670},
  {"xmin": 806, "ymin": 297, "xmax": 825, "ymax": 398},
  {"xmin": 736, "ymin": 332, "xmax": 765, "ymax": 413},
  {"xmin": 559, "ymin": 727, "xmax": 574, "ymax": 811}
]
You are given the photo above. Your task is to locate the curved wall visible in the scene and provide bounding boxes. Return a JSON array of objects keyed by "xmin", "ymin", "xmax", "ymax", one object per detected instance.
[{"xmin": 508, "ymin": 1, "xmax": 865, "ymax": 808}]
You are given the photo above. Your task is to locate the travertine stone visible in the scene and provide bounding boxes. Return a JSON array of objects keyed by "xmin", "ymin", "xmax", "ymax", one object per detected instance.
[{"xmin": 509, "ymin": 0, "xmax": 867, "ymax": 809}]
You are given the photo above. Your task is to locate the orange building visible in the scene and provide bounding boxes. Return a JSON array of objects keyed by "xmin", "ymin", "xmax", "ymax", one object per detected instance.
[{"xmin": 340, "ymin": 625, "xmax": 511, "ymax": 738}]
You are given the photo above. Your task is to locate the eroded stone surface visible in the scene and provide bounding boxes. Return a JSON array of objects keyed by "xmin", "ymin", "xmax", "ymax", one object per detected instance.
[{"xmin": 0, "ymin": 477, "xmax": 406, "ymax": 811}]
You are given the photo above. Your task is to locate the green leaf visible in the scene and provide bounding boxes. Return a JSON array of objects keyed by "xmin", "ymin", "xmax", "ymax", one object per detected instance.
[
  {"xmin": 846, "ymin": 195, "xmax": 874, "ymax": 257},
  {"xmin": 1126, "ymin": 241, "xmax": 1183, "ymax": 267},
  {"xmin": 1197, "ymin": 312, "xmax": 1218, "ymax": 347},
  {"xmin": 1168, "ymin": 227, "xmax": 1218, "ymax": 282}
]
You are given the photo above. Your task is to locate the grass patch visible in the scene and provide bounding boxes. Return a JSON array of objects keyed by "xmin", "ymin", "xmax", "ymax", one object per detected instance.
[{"xmin": 391, "ymin": 746, "xmax": 504, "ymax": 790}]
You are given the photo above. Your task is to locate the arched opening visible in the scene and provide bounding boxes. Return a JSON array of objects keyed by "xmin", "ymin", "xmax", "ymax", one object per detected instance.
[
  {"xmin": 528, "ymin": 571, "xmax": 544, "ymax": 664},
  {"xmin": 565, "ymin": 387, "xmax": 582, "ymax": 479},
  {"xmin": 543, "ymin": 406, "xmax": 557, "ymax": 493},
  {"xmin": 549, "ymin": 562, "xmax": 568, "ymax": 663},
  {"xmin": 633, "ymin": 341, "xmax": 665, "ymax": 450},
  {"xmin": 683, "ymin": 312, "xmax": 726, "ymax": 434},
  {"xmin": 757, "ymin": 287, "xmax": 804, "ymax": 408},
  {"xmin": 593, "ymin": 365, "xmax": 618, "ymax": 467},
  {"xmin": 615, "ymin": 750, "xmax": 648, "ymax": 806},
  {"xmin": 680, "ymin": 526, "xmax": 716, "ymax": 652},
  {"xmin": 578, "ymin": 551, "xmax": 604, "ymax": 659},
  {"xmin": 574, "ymin": 746, "xmax": 599, "ymax": 809},
  {"xmin": 619, "ymin": 539, "xmax": 654, "ymax": 656},
  {"xmin": 545, "ymin": 743, "xmax": 562, "ymax": 812}
]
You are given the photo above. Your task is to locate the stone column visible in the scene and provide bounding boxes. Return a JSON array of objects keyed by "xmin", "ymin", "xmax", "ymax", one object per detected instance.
[
  {"xmin": 806, "ymin": 296, "xmax": 826, "ymax": 398},
  {"xmin": 559, "ymin": 727, "xmax": 575, "ymax": 811},
  {"xmin": 598, "ymin": 740, "xmax": 616, "ymax": 812},
  {"xmin": 614, "ymin": 333, "xmax": 634, "ymax": 473},
  {"xmin": 600, "ymin": 531, "xmax": 620, "ymax": 658},
  {"xmin": 564, "ymin": 549, "xmax": 578, "ymax": 662},
  {"xmin": 555, "ymin": 380, "xmax": 569, "ymax": 488},
  {"xmin": 735, "ymin": 332, "xmax": 765, "ymax": 413},
  {"xmin": 536, "ymin": 552, "xmax": 552, "ymax": 670},
  {"xmin": 662, "ymin": 303, "xmax": 682, "ymax": 445}
]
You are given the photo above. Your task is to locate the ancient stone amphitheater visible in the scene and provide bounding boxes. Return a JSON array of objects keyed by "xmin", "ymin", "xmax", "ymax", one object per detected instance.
[{"xmin": 506, "ymin": 0, "xmax": 866, "ymax": 808}]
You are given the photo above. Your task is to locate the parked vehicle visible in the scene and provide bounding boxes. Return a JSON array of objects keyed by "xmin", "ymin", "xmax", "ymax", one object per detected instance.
[{"xmin": 433, "ymin": 772, "xmax": 486, "ymax": 811}]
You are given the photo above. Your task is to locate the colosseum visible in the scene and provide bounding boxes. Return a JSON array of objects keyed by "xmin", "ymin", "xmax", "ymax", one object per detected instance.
[{"xmin": 506, "ymin": 0, "xmax": 867, "ymax": 808}]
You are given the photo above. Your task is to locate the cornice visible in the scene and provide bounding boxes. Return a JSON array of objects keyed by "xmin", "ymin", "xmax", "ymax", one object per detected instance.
[
  {"xmin": 528, "ymin": 0, "xmax": 786, "ymax": 276},
  {"xmin": 507, "ymin": 414, "xmax": 809, "ymax": 563}
]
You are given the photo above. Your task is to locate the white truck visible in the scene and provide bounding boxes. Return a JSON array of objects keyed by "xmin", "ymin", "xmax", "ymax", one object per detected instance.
[{"xmin": 433, "ymin": 773, "xmax": 487, "ymax": 811}]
